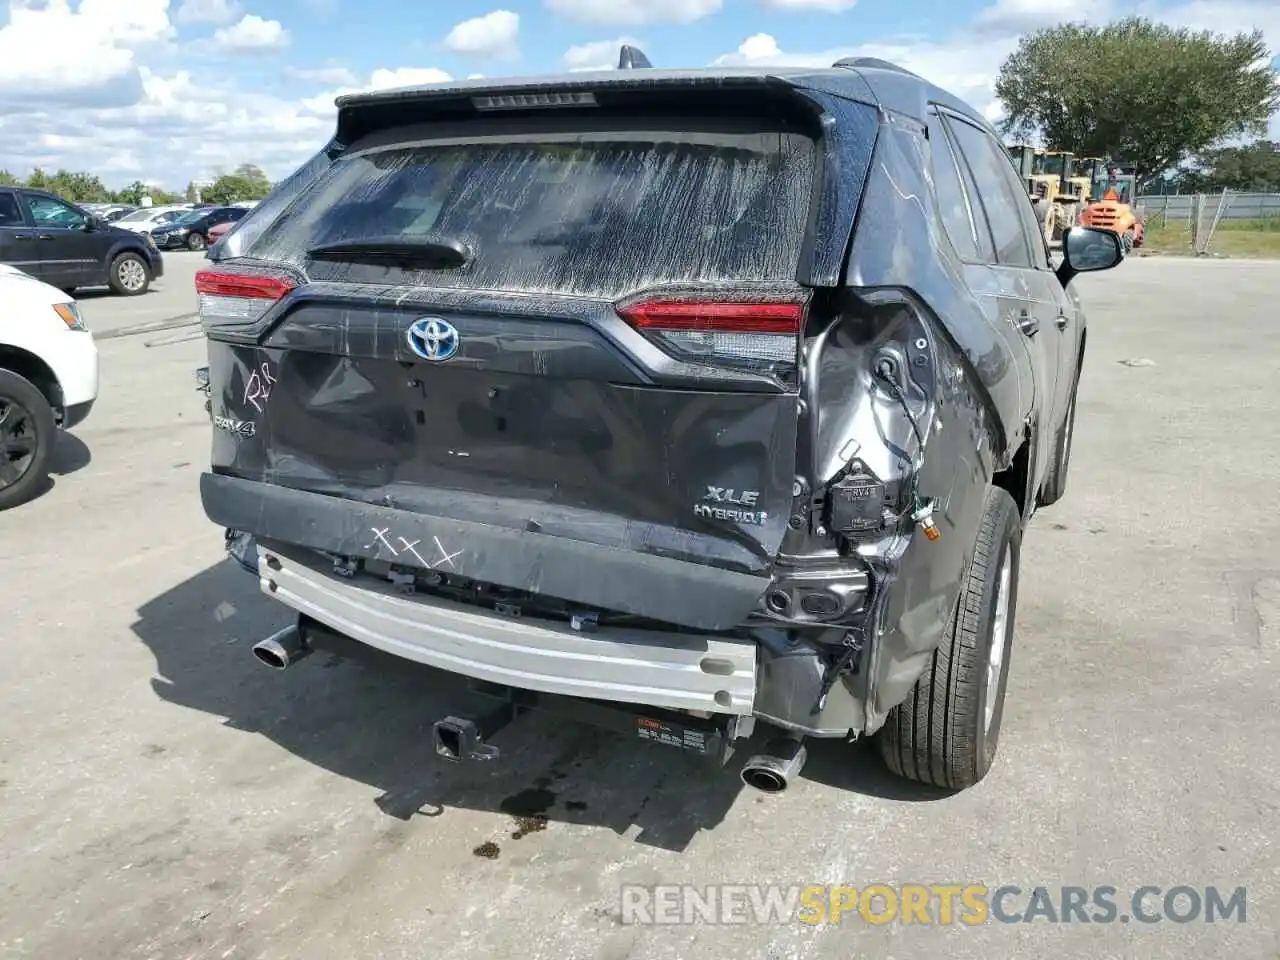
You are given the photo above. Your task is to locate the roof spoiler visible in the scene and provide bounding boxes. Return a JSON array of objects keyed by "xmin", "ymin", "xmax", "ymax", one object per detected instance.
[
  {"xmin": 618, "ymin": 45, "xmax": 652, "ymax": 69},
  {"xmin": 832, "ymin": 56, "xmax": 918, "ymax": 77}
]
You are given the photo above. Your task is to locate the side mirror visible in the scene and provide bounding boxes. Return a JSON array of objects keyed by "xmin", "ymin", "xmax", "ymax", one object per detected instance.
[
  {"xmin": 83, "ymin": 214, "xmax": 103, "ymax": 232},
  {"xmin": 1056, "ymin": 226, "xmax": 1123, "ymax": 287}
]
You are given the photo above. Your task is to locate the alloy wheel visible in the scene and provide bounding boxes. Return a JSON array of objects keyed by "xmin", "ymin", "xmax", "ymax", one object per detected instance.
[
  {"xmin": 983, "ymin": 551, "xmax": 1013, "ymax": 735},
  {"xmin": 0, "ymin": 397, "xmax": 37, "ymax": 491},
  {"xmin": 118, "ymin": 258, "xmax": 147, "ymax": 292}
]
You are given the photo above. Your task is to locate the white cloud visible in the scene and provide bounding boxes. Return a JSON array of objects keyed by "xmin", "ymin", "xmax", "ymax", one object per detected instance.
[
  {"xmin": 0, "ymin": 66, "xmax": 331, "ymax": 187},
  {"xmin": 301, "ymin": 66, "xmax": 453, "ymax": 117},
  {"xmin": 443, "ymin": 10, "xmax": 520, "ymax": 59},
  {"xmin": 210, "ymin": 13, "xmax": 290, "ymax": 52},
  {"xmin": 763, "ymin": 0, "xmax": 857, "ymax": 10},
  {"xmin": 973, "ymin": 0, "xmax": 1112, "ymax": 35},
  {"xmin": 0, "ymin": 0, "xmax": 171, "ymax": 107},
  {"xmin": 174, "ymin": 0, "xmax": 242, "ymax": 25},
  {"xmin": 367, "ymin": 66, "xmax": 453, "ymax": 89},
  {"xmin": 286, "ymin": 64, "xmax": 359, "ymax": 85},
  {"xmin": 716, "ymin": 0, "xmax": 1280, "ymax": 131},
  {"xmin": 0, "ymin": 0, "xmax": 1276, "ymax": 194},
  {"xmin": 545, "ymin": 0, "xmax": 721, "ymax": 25},
  {"xmin": 562, "ymin": 37, "xmax": 642, "ymax": 71},
  {"xmin": 714, "ymin": 32, "xmax": 1020, "ymax": 122}
]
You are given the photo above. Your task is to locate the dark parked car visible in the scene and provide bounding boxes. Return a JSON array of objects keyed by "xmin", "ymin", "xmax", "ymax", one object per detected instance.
[
  {"xmin": 196, "ymin": 52, "xmax": 1123, "ymax": 793},
  {"xmin": 0, "ymin": 187, "xmax": 164, "ymax": 295},
  {"xmin": 151, "ymin": 206, "xmax": 247, "ymax": 252}
]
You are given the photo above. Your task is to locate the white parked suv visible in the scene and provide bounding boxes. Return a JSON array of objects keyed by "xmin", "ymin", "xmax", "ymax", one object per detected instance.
[
  {"xmin": 113, "ymin": 204, "xmax": 194, "ymax": 234},
  {"xmin": 0, "ymin": 264, "xmax": 99, "ymax": 509}
]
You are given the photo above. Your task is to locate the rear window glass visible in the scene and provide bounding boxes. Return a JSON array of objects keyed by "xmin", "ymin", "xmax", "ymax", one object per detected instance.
[{"xmin": 245, "ymin": 120, "xmax": 817, "ymax": 297}]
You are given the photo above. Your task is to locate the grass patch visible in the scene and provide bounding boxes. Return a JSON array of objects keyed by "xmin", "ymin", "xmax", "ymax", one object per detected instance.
[{"xmin": 1138, "ymin": 214, "xmax": 1280, "ymax": 258}]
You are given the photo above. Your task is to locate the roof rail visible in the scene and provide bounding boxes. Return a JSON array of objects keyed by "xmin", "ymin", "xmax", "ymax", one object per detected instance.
[
  {"xmin": 832, "ymin": 56, "xmax": 917, "ymax": 77},
  {"xmin": 618, "ymin": 45, "xmax": 653, "ymax": 69}
]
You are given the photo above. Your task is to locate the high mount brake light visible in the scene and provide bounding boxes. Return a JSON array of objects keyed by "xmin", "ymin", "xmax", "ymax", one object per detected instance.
[
  {"xmin": 617, "ymin": 300, "xmax": 804, "ymax": 367},
  {"xmin": 195, "ymin": 267, "xmax": 297, "ymax": 339}
]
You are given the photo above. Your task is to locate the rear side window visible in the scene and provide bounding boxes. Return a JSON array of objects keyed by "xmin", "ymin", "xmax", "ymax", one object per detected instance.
[
  {"xmin": 944, "ymin": 117, "xmax": 1036, "ymax": 268},
  {"xmin": 926, "ymin": 117, "xmax": 991, "ymax": 263},
  {"xmin": 246, "ymin": 119, "xmax": 818, "ymax": 297},
  {"xmin": 0, "ymin": 192, "xmax": 22, "ymax": 226}
]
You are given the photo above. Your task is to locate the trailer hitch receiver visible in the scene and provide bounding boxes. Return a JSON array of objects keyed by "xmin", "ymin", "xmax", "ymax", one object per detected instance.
[{"xmin": 433, "ymin": 717, "xmax": 501, "ymax": 762}]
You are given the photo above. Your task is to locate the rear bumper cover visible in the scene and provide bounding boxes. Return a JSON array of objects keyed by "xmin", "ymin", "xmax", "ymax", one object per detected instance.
[
  {"xmin": 203, "ymin": 474, "xmax": 876, "ymax": 735},
  {"xmin": 200, "ymin": 472, "xmax": 771, "ymax": 632},
  {"xmin": 260, "ymin": 542, "xmax": 758, "ymax": 716}
]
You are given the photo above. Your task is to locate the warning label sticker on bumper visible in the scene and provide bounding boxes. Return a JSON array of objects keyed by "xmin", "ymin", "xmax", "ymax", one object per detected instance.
[{"xmin": 636, "ymin": 716, "xmax": 710, "ymax": 753}]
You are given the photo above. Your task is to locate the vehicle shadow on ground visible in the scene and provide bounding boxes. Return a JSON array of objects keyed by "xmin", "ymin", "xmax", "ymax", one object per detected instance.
[
  {"xmin": 131, "ymin": 558, "xmax": 947, "ymax": 853},
  {"xmin": 74, "ymin": 287, "xmax": 154, "ymax": 300},
  {"xmin": 22, "ymin": 431, "xmax": 92, "ymax": 503},
  {"xmin": 52, "ymin": 430, "xmax": 91, "ymax": 474}
]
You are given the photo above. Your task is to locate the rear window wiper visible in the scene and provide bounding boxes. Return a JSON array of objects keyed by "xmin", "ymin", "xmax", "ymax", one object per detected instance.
[{"xmin": 305, "ymin": 235, "xmax": 472, "ymax": 269}]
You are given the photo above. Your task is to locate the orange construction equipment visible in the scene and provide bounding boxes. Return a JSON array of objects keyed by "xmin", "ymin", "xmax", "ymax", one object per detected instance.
[{"xmin": 1079, "ymin": 175, "xmax": 1144, "ymax": 252}]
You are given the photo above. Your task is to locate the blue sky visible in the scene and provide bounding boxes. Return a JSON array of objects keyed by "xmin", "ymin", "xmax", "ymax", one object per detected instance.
[{"xmin": 0, "ymin": 0, "xmax": 1276, "ymax": 189}]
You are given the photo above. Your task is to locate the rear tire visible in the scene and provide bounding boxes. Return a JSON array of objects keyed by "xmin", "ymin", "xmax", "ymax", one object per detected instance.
[
  {"xmin": 1121, "ymin": 229, "xmax": 1135, "ymax": 254},
  {"xmin": 0, "ymin": 369, "xmax": 55, "ymax": 511},
  {"xmin": 109, "ymin": 252, "xmax": 150, "ymax": 296},
  {"xmin": 187, "ymin": 232, "xmax": 207, "ymax": 252},
  {"xmin": 877, "ymin": 486, "xmax": 1022, "ymax": 790}
]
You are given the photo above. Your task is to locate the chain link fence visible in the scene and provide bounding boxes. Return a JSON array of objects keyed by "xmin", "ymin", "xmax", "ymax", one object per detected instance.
[{"xmin": 1135, "ymin": 192, "xmax": 1280, "ymax": 255}]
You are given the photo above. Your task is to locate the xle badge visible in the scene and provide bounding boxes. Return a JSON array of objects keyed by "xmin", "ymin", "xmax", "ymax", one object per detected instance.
[{"xmin": 694, "ymin": 486, "xmax": 768, "ymax": 527}]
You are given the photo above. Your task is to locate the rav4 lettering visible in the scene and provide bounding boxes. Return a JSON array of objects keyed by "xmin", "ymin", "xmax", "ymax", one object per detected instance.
[{"xmin": 213, "ymin": 415, "xmax": 256, "ymax": 439}]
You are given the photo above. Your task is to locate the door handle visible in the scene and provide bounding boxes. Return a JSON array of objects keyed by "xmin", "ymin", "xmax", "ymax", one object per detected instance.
[
  {"xmin": 12, "ymin": 233, "xmax": 33, "ymax": 240},
  {"xmin": 1055, "ymin": 313, "xmax": 1069, "ymax": 331},
  {"xmin": 1016, "ymin": 310, "xmax": 1039, "ymax": 337},
  {"xmin": 37, "ymin": 234, "xmax": 53, "ymax": 240}
]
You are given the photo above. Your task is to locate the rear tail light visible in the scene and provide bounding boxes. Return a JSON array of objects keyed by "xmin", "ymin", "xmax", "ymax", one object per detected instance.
[
  {"xmin": 195, "ymin": 266, "xmax": 298, "ymax": 341},
  {"xmin": 617, "ymin": 300, "xmax": 804, "ymax": 369}
]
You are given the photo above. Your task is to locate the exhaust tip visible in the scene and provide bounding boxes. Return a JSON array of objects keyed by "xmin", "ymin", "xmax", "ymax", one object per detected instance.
[
  {"xmin": 739, "ymin": 740, "xmax": 807, "ymax": 794},
  {"xmin": 740, "ymin": 766, "xmax": 789, "ymax": 793},
  {"xmin": 250, "ymin": 624, "xmax": 310, "ymax": 670},
  {"xmin": 252, "ymin": 640, "xmax": 290, "ymax": 670}
]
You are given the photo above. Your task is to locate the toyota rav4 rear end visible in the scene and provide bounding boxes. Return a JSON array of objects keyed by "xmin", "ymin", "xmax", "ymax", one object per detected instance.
[{"xmin": 197, "ymin": 65, "xmax": 1014, "ymax": 791}]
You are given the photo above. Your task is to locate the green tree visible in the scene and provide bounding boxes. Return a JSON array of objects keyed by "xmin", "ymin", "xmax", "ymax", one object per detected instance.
[
  {"xmin": 44, "ymin": 170, "xmax": 111, "ymax": 203},
  {"xmin": 203, "ymin": 163, "xmax": 272, "ymax": 205},
  {"xmin": 995, "ymin": 18, "xmax": 1280, "ymax": 182},
  {"xmin": 113, "ymin": 181, "xmax": 149, "ymax": 205},
  {"xmin": 0, "ymin": 170, "xmax": 18, "ymax": 186},
  {"xmin": 185, "ymin": 180, "xmax": 200, "ymax": 202},
  {"xmin": 1195, "ymin": 140, "xmax": 1280, "ymax": 191}
]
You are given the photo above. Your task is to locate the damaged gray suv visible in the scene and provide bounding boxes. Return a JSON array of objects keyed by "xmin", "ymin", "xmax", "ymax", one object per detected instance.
[{"xmin": 196, "ymin": 50, "xmax": 1123, "ymax": 793}]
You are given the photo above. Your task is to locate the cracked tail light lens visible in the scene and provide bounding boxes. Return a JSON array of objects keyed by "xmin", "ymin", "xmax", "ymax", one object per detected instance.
[
  {"xmin": 195, "ymin": 267, "xmax": 297, "ymax": 340},
  {"xmin": 617, "ymin": 300, "xmax": 804, "ymax": 368}
]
